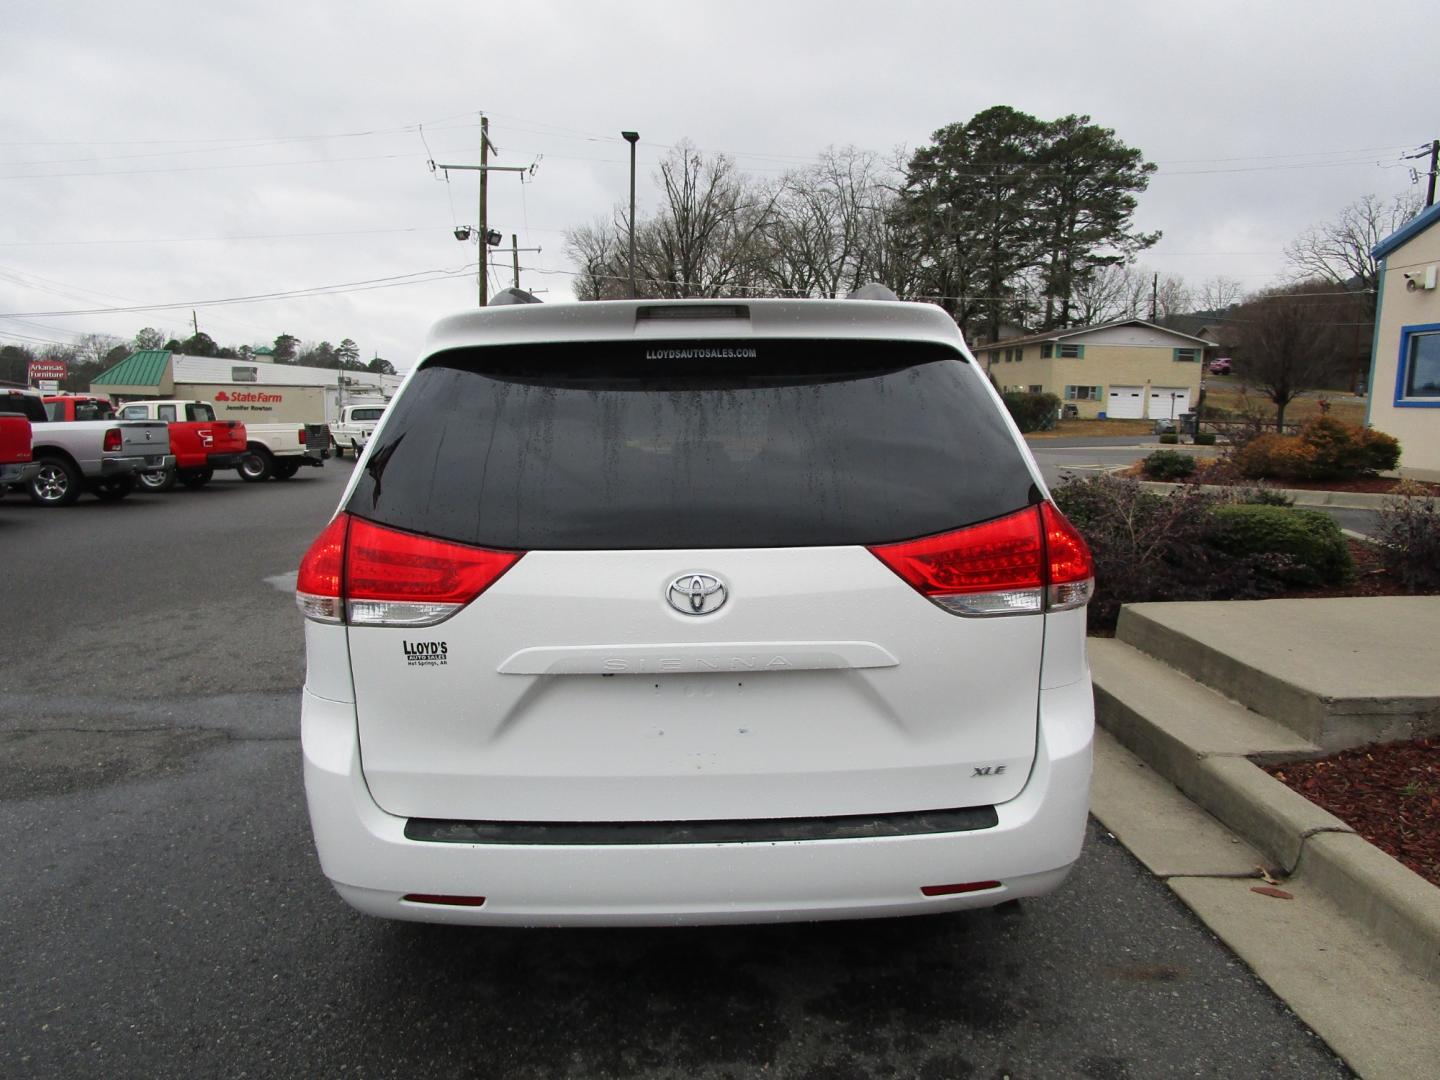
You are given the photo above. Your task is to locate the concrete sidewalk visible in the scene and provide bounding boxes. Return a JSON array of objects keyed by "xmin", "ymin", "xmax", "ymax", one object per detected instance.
[
  {"xmin": 1089, "ymin": 596, "xmax": 1440, "ymax": 1078},
  {"xmin": 1139, "ymin": 478, "xmax": 1399, "ymax": 510}
]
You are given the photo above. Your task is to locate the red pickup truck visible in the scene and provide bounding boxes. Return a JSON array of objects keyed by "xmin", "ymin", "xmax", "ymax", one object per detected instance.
[
  {"xmin": 0, "ymin": 411, "xmax": 43, "ymax": 499},
  {"xmin": 107, "ymin": 400, "xmax": 248, "ymax": 491},
  {"xmin": 42, "ymin": 394, "xmax": 117, "ymax": 422}
]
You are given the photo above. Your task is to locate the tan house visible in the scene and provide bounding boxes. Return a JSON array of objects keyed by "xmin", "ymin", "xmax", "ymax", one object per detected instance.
[
  {"xmin": 1367, "ymin": 202, "xmax": 1440, "ymax": 480},
  {"xmin": 976, "ymin": 319, "xmax": 1210, "ymax": 420}
]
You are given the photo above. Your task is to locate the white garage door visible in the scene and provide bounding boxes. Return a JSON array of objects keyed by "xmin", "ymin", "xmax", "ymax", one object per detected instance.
[
  {"xmin": 1149, "ymin": 387, "xmax": 1191, "ymax": 420},
  {"xmin": 1106, "ymin": 385, "xmax": 1144, "ymax": 418}
]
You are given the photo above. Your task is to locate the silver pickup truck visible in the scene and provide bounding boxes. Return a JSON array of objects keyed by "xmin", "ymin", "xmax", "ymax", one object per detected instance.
[{"xmin": 0, "ymin": 389, "xmax": 175, "ymax": 506}]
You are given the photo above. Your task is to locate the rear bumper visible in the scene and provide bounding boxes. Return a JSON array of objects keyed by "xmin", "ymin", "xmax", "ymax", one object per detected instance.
[
  {"xmin": 0, "ymin": 461, "xmax": 42, "ymax": 485},
  {"xmin": 301, "ymin": 678, "xmax": 1094, "ymax": 926},
  {"xmin": 205, "ymin": 452, "xmax": 244, "ymax": 469},
  {"xmin": 102, "ymin": 454, "xmax": 173, "ymax": 476}
]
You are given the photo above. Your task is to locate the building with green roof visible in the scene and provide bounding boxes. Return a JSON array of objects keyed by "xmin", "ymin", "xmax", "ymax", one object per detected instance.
[{"xmin": 91, "ymin": 349, "xmax": 174, "ymax": 397}]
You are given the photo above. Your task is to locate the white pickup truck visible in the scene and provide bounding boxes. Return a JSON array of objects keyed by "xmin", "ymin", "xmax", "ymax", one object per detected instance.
[
  {"xmin": 117, "ymin": 399, "xmax": 328, "ymax": 482},
  {"xmin": 328, "ymin": 402, "xmax": 387, "ymax": 458},
  {"xmin": 1, "ymin": 388, "xmax": 173, "ymax": 505}
]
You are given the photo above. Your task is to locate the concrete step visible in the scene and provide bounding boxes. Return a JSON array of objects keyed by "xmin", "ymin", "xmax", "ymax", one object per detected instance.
[
  {"xmin": 1115, "ymin": 597, "xmax": 1440, "ymax": 751},
  {"xmin": 1091, "ymin": 633, "xmax": 1440, "ymax": 987},
  {"xmin": 1089, "ymin": 637, "xmax": 1345, "ymax": 872}
]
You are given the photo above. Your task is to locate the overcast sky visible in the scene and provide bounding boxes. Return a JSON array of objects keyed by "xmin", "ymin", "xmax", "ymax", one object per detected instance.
[{"xmin": 2, "ymin": 0, "xmax": 1434, "ymax": 369}]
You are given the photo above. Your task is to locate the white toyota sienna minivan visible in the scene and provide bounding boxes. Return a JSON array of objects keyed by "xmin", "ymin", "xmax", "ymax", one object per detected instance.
[{"xmin": 297, "ymin": 295, "xmax": 1095, "ymax": 926}]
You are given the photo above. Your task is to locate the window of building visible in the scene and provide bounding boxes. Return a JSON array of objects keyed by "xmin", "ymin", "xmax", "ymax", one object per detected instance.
[
  {"xmin": 1064, "ymin": 385, "xmax": 1102, "ymax": 401},
  {"xmin": 1057, "ymin": 343, "xmax": 1084, "ymax": 358},
  {"xmin": 1029, "ymin": 384, "xmax": 1043, "ymax": 394},
  {"xmin": 1173, "ymin": 348, "xmax": 1200, "ymax": 362},
  {"xmin": 1396, "ymin": 324, "xmax": 1440, "ymax": 406},
  {"xmin": 1040, "ymin": 343, "xmax": 1053, "ymax": 358}
]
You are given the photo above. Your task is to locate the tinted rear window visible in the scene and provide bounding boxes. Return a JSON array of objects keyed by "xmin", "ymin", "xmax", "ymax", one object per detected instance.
[{"xmin": 347, "ymin": 339, "xmax": 1035, "ymax": 550}]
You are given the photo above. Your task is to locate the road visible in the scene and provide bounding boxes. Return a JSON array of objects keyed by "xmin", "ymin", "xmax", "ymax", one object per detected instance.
[{"xmin": 0, "ymin": 466, "xmax": 1350, "ymax": 1079}]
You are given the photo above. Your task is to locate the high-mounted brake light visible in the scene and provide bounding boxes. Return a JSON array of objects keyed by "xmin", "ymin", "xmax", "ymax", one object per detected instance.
[
  {"xmin": 295, "ymin": 512, "xmax": 523, "ymax": 628},
  {"xmin": 868, "ymin": 504, "xmax": 1093, "ymax": 617},
  {"xmin": 102, "ymin": 427, "xmax": 123, "ymax": 453}
]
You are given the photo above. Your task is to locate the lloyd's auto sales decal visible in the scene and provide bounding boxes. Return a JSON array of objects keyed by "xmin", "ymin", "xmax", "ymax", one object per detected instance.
[{"xmin": 403, "ymin": 640, "xmax": 448, "ymax": 667}]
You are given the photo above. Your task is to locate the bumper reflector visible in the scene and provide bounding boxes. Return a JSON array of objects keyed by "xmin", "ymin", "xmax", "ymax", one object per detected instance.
[
  {"xmin": 920, "ymin": 880, "xmax": 1001, "ymax": 897},
  {"xmin": 401, "ymin": 893, "xmax": 487, "ymax": 907}
]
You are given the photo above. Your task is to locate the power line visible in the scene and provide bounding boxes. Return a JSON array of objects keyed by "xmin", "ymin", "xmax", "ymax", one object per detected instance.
[
  {"xmin": 0, "ymin": 264, "xmax": 479, "ymax": 318},
  {"xmin": 0, "ymin": 226, "xmax": 453, "ymax": 248}
]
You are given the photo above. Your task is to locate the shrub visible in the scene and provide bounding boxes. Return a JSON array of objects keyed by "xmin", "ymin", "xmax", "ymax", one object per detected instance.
[
  {"xmin": 1232, "ymin": 433, "xmax": 1317, "ymax": 480},
  {"xmin": 1141, "ymin": 449, "xmax": 1197, "ymax": 481},
  {"xmin": 1002, "ymin": 391, "xmax": 1060, "ymax": 433},
  {"xmin": 1052, "ymin": 474, "xmax": 1288, "ymax": 632},
  {"xmin": 1225, "ymin": 482, "xmax": 1295, "ymax": 508},
  {"xmin": 1376, "ymin": 487, "xmax": 1440, "ymax": 593},
  {"xmin": 1206, "ymin": 504, "xmax": 1353, "ymax": 588},
  {"xmin": 1298, "ymin": 416, "xmax": 1401, "ymax": 479},
  {"xmin": 1158, "ymin": 432, "xmax": 1179, "ymax": 445},
  {"xmin": 1232, "ymin": 419, "xmax": 1401, "ymax": 481},
  {"xmin": 1193, "ymin": 432, "xmax": 1217, "ymax": 446}
]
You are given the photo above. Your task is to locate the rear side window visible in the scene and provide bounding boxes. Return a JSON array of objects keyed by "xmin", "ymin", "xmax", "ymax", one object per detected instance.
[
  {"xmin": 186, "ymin": 404, "xmax": 216, "ymax": 421},
  {"xmin": 347, "ymin": 339, "xmax": 1035, "ymax": 550},
  {"xmin": 2, "ymin": 393, "xmax": 49, "ymax": 422}
]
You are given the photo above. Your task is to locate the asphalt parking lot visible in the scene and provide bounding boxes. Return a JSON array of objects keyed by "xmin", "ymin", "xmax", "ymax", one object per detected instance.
[{"xmin": 0, "ymin": 465, "xmax": 1351, "ymax": 1078}]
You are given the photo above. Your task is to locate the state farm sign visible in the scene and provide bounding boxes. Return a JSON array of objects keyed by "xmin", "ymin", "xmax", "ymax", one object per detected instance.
[{"xmin": 28, "ymin": 359, "xmax": 67, "ymax": 384}]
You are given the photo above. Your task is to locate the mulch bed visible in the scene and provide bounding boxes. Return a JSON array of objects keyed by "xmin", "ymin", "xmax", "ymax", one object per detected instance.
[
  {"xmin": 1264, "ymin": 738, "xmax": 1440, "ymax": 889},
  {"xmin": 1284, "ymin": 540, "xmax": 1414, "ymax": 599}
]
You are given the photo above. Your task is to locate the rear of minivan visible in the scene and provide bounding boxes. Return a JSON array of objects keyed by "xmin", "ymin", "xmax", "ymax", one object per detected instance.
[{"xmin": 298, "ymin": 298, "xmax": 1094, "ymax": 926}]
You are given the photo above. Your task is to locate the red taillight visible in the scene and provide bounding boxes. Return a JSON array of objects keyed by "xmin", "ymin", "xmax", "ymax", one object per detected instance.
[
  {"xmin": 868, "ymin": 504, "xmax": 1093, "ymax": 617},
  {"xmin": 102, "ymin": 427, "xmax": 123, "ymax": 452},
  {"xmin": 295, "ymin": 512, "xmax": 523, "ymax": 627},
  {"xmin": 1040, "ymin": 501, "xmax": 1095, "ymax": 610},
  {"xmin": 295, "ymin": 514, "xmax": 349, "ymax": 623},
  {"xmin": 298, "ymin": 427, "xmax": 308, "ymax": 445}
]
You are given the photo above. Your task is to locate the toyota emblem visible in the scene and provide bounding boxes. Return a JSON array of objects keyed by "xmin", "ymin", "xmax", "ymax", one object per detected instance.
[{"xmin": 666, "ymin": 572, "xmax": 727, "ymax": 616}]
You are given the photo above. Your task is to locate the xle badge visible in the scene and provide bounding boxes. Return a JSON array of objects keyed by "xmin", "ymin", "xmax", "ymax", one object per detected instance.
[
  {"xmin": 403, "ymin": 640, "xmax": 448, "ymax": 667},
  {"xmin": 972, "ymin": 765, "xmax": 1007, "ymax": 777}
]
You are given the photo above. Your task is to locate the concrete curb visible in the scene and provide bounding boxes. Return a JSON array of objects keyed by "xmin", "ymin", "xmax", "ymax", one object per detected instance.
[
  {"xmin": 1091, "ymin": 638, "xmax": 1440, "ymax": 983},
  {"xmin": 1138, "ymin": 479, "xmax": 1394, "ymax": 509}
]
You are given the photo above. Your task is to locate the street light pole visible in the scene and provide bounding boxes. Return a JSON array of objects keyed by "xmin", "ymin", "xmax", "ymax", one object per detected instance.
[
  {"xmin": 622, "ymin": 131, "xmax": 639, "ymax": 298},
  {"xmin": 478, "ymin": 116, "xmax": 489, "ymax": 306}
]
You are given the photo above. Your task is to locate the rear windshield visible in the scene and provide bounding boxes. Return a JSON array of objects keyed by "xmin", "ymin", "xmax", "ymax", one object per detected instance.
[{"xmin": 346, "ymin": 339, "xmax": 1035, "ymax": 550}]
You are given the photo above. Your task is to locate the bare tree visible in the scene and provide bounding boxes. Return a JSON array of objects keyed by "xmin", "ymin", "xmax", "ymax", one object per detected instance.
[
  {"xmin": 1198, "ymin": 276, "xmax": 1244, "ymax": 311},
  {"xmin": 1285, "ymin": 192, "xmax": 1422, "ymax": 298},
  {"xmin": 74, "ymin": 333, "xmax": 125, "ymax": 367},
  {"xmin": 638, "ymin": 142, "xmax": 779, "ymax": 298},
  {"xmin": 1071, "ymin": 264, "xmax": 1136, "ymax": 324},
  {"xmin": 1219, "ymin": 281, "xmax": 1360, "ymax": 429},
  {"xmin": 765, "ymin": 147, "xmax": 898, "ymax": 297},
  {"xmin": 564, "ymin": 218, "xmax": 628, "ymax": 300}
]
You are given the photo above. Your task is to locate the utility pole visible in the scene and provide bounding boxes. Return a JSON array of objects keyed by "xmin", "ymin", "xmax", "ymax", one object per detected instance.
[
  {"xmin": 432, "ymin": 115, "xmax": 532, "ymax": 306},
  {"xmin": 508, "ymin": 235, "xmax": 542, "ymax": 290},
  {"xmin": 192, "ymin": 310, "xmax": 199, "ymax": 337},
  {"xmin": 1429, "ymin": 139, "xmax": 1438, "ymax": 208},
  {"xmin": 1149, "ymin": 273, "xmax": 1158, "ymax": 322}
]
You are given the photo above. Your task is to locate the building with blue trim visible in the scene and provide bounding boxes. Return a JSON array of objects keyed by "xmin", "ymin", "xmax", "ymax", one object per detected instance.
[{"xmin": 1368, "ymin": 200, "xmax": 1440, "ymax": 479}]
